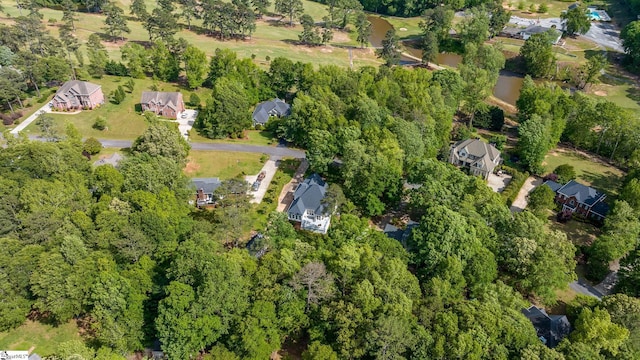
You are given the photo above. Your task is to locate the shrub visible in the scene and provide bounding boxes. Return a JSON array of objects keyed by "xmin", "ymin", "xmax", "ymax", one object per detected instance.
[
  {"xmin": 189, "ymin": 93, "xmax": 201, "ymax": 107},
  {"xmin": 489, "ymin": 134, "xmax": 507, "ymax": 150},
  {"xmin": 501, "ymin": 167, "xmax": 530, "ymax": 206},
  {"xmin": 517, "ymin": 0, "xmax": 525, "ymax": 10},
  {"xmin": 473, "ymin": 106, "xmax": 504, "ymax": 130},
  {"xmin": 93, "ymin": 116, "xmax": 107, "ymax": 130},
  {"xmin": 538, "ymin": 3, "xmax": 548, "ymax": 13},
  {"xmin": 104, "ymin": 60, "xmax": 128, "ymax": 76},
  {"xmin": 124, "ymin": 78, "xmax": 135, "ymax": 93},
  {"xmin": 553, "ymin": 164, "xmax": 576, "ymax": 183},
  {"xmin": 110, "ymin": 86, "xmax": 126, "ymax": 104},
  {"xmin": 83, "ymin": 137, "xmax": 102, "ymax": 155},
  {"xmin": 528, "ymin": 3, "xmax": 536, "ymax": 12}
]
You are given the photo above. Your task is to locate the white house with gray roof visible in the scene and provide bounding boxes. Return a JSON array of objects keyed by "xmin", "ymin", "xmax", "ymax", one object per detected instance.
[
  {"xmin": 252, "ymin": 98, "xmax": 291, "ymax": 126},
  {"xmin": 191, "ymin": 177, "xmax": 222, "ymax": 207},
  {"xmin": 449, "ymin": 139, "xmax": 501, "ymax": 180},
  {"xmin": 287, "ymin": 173, "xmax": 331, "ymax": 234}
]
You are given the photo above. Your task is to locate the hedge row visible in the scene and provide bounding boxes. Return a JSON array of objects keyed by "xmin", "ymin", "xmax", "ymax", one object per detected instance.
[{"xmin": 501, "ymin": 167, "xmax": 530, "ymax": 207}]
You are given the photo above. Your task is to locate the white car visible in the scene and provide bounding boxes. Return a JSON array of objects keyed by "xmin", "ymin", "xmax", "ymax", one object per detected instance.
[{"xmin": 181, "ymin": 113, "xmax": 188, "ymax": 119}]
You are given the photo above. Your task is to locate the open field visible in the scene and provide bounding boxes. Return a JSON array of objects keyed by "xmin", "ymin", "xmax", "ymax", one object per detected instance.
[
  {"xmin": 189, "ymin": 130, "xmax": 277, "ymax": 146},
  {"xmin": 0, "ymin": 320, "xmax": 82, "ymax": 356},
  {"xmin": 184, "ymin": 150, "xmax": 266, "ymax": 179},
  {"xmin": 502, "ymin": 0, "xmax": 609, "ymax": 18},
  {"xmin": 0, "ymin": 0, "xmax": 380, "ymax": 68},
  {"xmin": 542, "ymin": 147, "xmax": 625, "ymax": 196}
]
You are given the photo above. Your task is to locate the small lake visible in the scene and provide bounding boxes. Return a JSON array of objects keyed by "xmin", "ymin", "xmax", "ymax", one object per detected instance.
[{"xmin": 367, "ymin": 15, "xmax": 524, "ymax": 105}]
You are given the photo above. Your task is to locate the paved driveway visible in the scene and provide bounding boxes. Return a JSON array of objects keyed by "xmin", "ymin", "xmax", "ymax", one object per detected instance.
[
  {"xmin": 487, "ymin": 173, "xmax": 512, "ymax": 193},
  {"xmin": 10, "ymin": 102, "xmax": 52, "ymax": 134},
  {"xmin": 246, "ymin": 159, "xmax": 278, "ymax": 204},
  {"xmin": 510, "ymin": 177, "xmax": 542, "ymax": 212},
  {"xmin": 177, "ymin": 109, "xmax": 198, "ymax": 140}
]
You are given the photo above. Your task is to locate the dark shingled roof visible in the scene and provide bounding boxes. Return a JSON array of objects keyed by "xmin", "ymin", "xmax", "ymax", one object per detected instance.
[
  {"xmin": 288, "ymin": 174, "xmax": 327, "ymax": 216},
  {"xmin": 140, "ymin": 91, "xmax": 183, "ymax": 111},
  {"xmin": 191, "ymin": 178, "xmax": 222, "ymax": 194},
  {"xmin": 543, "ymin": 180, "xmax": 563, "ymax": 192},
  {"xmin": 568, "ymin": 2, "xmax": 580, "ymax": 9},
  {"xmin": 591, "ymin": 201, "xmax": 610, "ymax": 217},
  {"xmin": 252, "ymin": 98, "xmax": 291, "ymax": 124},
  {"xmin": 522, "ymin": 306, "xmax": 571, "ymax": 348},
  {"xmin": 557, "ymin": 180, "xmax": 606, "ymax": 206}
]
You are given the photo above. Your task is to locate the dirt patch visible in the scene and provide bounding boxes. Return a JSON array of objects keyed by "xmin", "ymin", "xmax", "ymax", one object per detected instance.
[
  {"xmin": 320, "ymin": 47, "xmax": 333, "ymax": 53},
  {"xmin": 183, "ymin": 157, "xmax": 200, "ymax": 175},
  {"xmin": 331, "ymin": 31, "xmax": 350, "ymax": 43},
  {"xmin": 593, "ymin": 90, "xmax": 608, "ymax": 96},
  {"xmin": 399, "ymin": 27, "xmax": 407, "ymax": 31}
]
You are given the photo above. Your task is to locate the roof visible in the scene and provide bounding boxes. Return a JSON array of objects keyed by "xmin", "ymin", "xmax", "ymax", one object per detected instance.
[
  {"xmin": 522, "ymin": 306, "xmax": 571, "ymax": 348},
  {"xmin": 591, "ymin": 201, "xmax": 610, "ymax": 217},
  {"xmin": 451, "ymin": 139, "xmax": 501, "ymax": 173},
  {"xmin": 288, "ymin": 174, "xmax": 327, "ymax": 216},
  {"xmin": 252, "ymin": 98, "xmax": 291, "ymax": 124},
  {"xmin": 501, "ymin": 26, "xmax": 522, "ymax": 35},
  {"xmin": 557, "ymin": 180, "xmax": 606, "ymax": 206},
  {"xmin": 383, "ymin": 221, "xmax": 419, "ymax": 242},
  {"xmin": 141, "ymin": 91, "xmax": 183, "ymax": 111},
  {"xmin": 191, "ymin": 177, "xmax": 222, "ymax": 194},
  {"xmin": 55, "ymin": 80, "xmax": 101, "ymax": 97},
  {"xmin": 29, "ymin": 354, "xmax": 43, "ymax": 360},
  {"xmin": 568, "ymin": 2, "xmax": 580, "ymax": 9},
  {"xmin": 93, "ymin": 153, "xmax": 124, "ymax": 167},
  {"xmin": 543, "ymin": 180, "xmax": 563, "ymax": 192}
]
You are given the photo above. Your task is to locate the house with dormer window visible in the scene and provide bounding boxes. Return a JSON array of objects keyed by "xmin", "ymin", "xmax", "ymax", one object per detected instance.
[
  {"xmin": 449, "ymin": 139, "xmax": 501, "ymax": 180},
  {"xmin": 544, "ymin": 179, "xmax": 609, "ymax": 221},
  {"xmin": 287, "ymin": 174, "xmax": 331, "ymax": 234},
  {"xmin": 140, "ymin": 91, "xmax": 185, "ymax": 119}
]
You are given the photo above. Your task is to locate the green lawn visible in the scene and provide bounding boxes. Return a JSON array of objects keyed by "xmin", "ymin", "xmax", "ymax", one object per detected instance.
[
  {"xmin": 189, "ymin": 130, "xmax": 277, "ymax": 146},
  {"xmin": 542, "ymin": 148, "xmax": 625, "ymax": 196},
  {"xmin": 22, "ymin": 76, "xmax": 210, "ymax": 140},
  {"xmin": 381, "ymin": 15, "xmax": 423, "ymax": 39},
  {"xmin": 503, "ymin": 0, "xmax": 603, "ymax": 18},
  {"xmin": 587, "ymin": 74, "xmax": 640, "ymax": 114},
  {"xmin": 184, "ymin": 150, "xmax": 266, "ymax": 179},
  {"xmin": 0, "ymin": 320, "xmax": 82, "ymax": 356},
  {"xmin": 251, "ymin": 158, "xmax": 300, "ymax": 229}
]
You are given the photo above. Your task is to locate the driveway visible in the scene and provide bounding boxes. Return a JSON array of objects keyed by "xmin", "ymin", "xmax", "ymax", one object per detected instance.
[
  {"xmin": 510, "ymin": 177, "xmax": 542, "ymax": 212},
  {"xmin": 176, "ymin": 109, "xmax": 198, "ymax": 140},
  {"xmin": 570, "ymin": 277, "xmax": 604, "ymax": 300},
  {"xmin": 246, "ymin": 159, "xmax": 278, "ymax": 204},
  {"xmin": 487, "ymin": 173, "xmax": 512, "ymax": 193},
  {"xmin": 277, "ymin": 159, "xmax": 309, "ymax": 212},
  {"xmin": 10, "ymin": 102, "xmax": 52, "ymax": 135}
]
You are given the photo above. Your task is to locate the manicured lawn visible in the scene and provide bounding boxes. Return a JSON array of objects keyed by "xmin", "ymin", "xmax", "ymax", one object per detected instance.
[
  {"xmin": 0, "ymin": 320, "xmax": 82, "ymax": 356},
  {"xmin": 587, "ymin": 74, "xmax": 640, "ymax": 114},
  {"xmin": 502, "ymin": 0, "xmax": 597, "ymax": 18},
  {"xmin": 547, "ymin": 216, "xmax": 602, "ymax": 247},
  {"xmin": 382, "ymin": 15, "xmax": 423, "ymax": 39},
  {"xmin": 22, "ymin": 76, "xmax": 208, "ymax": 140},
  {"xmin": 184, "ymin": 150, "xmax": 266, "ymax": 179},
  {"xmin": 189, "ymin": 130, "xmax": 277, "ymax": 146},
  {"xmin": 542, "ymin": 148, "xmax": 625, "ymax": 196}
]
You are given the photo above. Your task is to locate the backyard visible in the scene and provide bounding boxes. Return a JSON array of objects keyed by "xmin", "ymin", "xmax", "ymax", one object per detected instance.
[
  {"xmin": 0, "ymin": 320, "xmax": 83, "ymax": 356},
  {"xmin": 183, "ymin": 150, "xmax": 266, "ymax": 180},
  {"xmin": 542, "ymin": 147, "xmax": 625, "ymax": 196}
]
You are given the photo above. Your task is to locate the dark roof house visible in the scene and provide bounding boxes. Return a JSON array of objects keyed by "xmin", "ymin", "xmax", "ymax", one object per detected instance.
[
  {"xmin": 522, "ymin": 306, "xmax": 571, "ymax": 348},
  {"xmin": 521, "ymin": 25, "xmax": 563, "ymax": 44},
  {"xmin": 287, "ymin": 174, "xmax": 331, "ymax": 234},
  {"xmin": 252, "ymin": 98, "xmax": 291, "ymax": 125},
  {"xmin": 544, "ymin": 179, "xmax": 609, "ymax": 221},
  {"xmin": 192, "ymin": 178, "xmax": 222, "ymax": 207},
  {"xmin": 383, "ymin": 220, "xmax": 419, "ymax": 247}
]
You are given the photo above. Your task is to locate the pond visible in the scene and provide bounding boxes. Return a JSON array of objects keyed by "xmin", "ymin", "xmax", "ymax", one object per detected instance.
[{"xmin": 367, "ymin": 15, "xmax": 524, "ymax": 105}]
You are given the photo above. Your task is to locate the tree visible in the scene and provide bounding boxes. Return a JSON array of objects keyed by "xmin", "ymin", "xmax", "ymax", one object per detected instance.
[
  {"xmin": 36, "ymin": 113, "xmax": 58, "ymax": 141},
  {"xmin": 275, "ymin": 0, "xmax": 303, "ymax": 26},
  {"xmin": 110, "ymin": 85, "xmax": 126, "ymax": 104},
  {"xmin": 561, "ymin": 5, "xmax": 591, "ymax": 36},
  {"xmin": 291, "ymin": 262, "xmax": 334, "ymax": 312},
  {"xmin": 253, "ymin": 0, "xmax": 270, "ymax": 17},
  {"xmin": 527, "ymin": 184, "xmax": 555, "ymax": 218},
  {"xmin": 132, "ymin": 123, "xmax": 191, "ymax": 166},
  {"xmin": 489, "ymin": 5, "xmax": 511, "ymax": 38},
  {"xmin": 196, "ymin": 78, "xmax": 252, "ymax": 139},
  {"xmin": 144, "ymin": 7, "xmax": 179, "ymax": 42},
  {"xmin": 299, "ymin": 14, "xmax": 322, "ymax": 45},
  {"xmin": 520, "ymin": 31, "xmax": 556, "ymax": 78},
  {"xmin": 618, "ymin": 246, "xmax": 640, "ymax": 297},
  {"xmin": 355, "ymin": 12, "xmax": 371, "ymax": 48},
  {"xmin": 303, "ymin": 342, "xmax": 338, "ymax": 360},
  {"xmin": 421, "ymin": 32, "xmax": 439, "ymax": 63},
  {"xmin": 184, "ymin": 46, "xmax": 208, "ymax": 89},
  {"xmin": 129, "ymin": 0, "xmax": 148, "ymax": 21},
  {"xmin": 93, "ymin": 116, "xmax": 107, "ymax": 130},
  {"xmin": 83, "ymin": 137, "xmax": 102, "ymax": 155},
  {"xmin": 421, "ymin": 6, "xmax": 454, "ymax": 43},
  {"xmin": 189, "ymin": 93, "xmax": 201, "ymax": 107},
  {"xmin": 570, "ymin": 307, "xmax": 629, "ymax": 356},
  {"xmin": 102, "ymin": 2, "xmax": 130, "ymax": 41},
  {"xmin": 86, "ymin": 34, "xmax": 108, "ymax": 78},
  {"xmin": 578, "ymin": 53, "xmax": 607, "ymax": 89},
  {"xmin": 553, "ymin": 164, "xmax": 576, "ymax": 183},
  {"xmin": 621, "ymin": 21, "xmax": 640, "ymax": 70},
  {"xmin": 121, "ymin": 43, "xmax": 148, "ymax": 78},
  {"xmin": 518, "ymin": 114, "xmax": 550, "ymax": 174},
  {"xmin": 376, "ymin": 29, "xmax": 401, "ymax": 66},
  {"xmin": 61, "ymin": 0, "xmax": 78, "ymax": 31},
  {"xmin": 538, "ymin": 3, "xmax": 548, "ymax": 13},
  {"xmin": 215, "ymin": 179, "xmax": 252, "ymax": 246},
  {"xmin": 458, "ymin": 8, "xmax": 490, "ymax": 46}
]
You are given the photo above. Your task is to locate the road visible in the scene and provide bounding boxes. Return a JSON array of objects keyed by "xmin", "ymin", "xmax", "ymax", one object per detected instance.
[{"xmin": 10, "ymin": 102, "xmax": 52, "ymax": 134}]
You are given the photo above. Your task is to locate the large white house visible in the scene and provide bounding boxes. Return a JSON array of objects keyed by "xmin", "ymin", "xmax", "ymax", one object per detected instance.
[
  {"xmin": 449, "ymin": 138, "xmax": 501, "ymax": 180},
  {"xmin": 287, "ymin": 174, "xmax": 331, "ymax": 234}
]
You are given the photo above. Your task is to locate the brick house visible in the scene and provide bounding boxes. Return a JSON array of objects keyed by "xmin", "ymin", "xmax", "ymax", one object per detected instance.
[
  {"xmin": 140, "ymin": 91, "xmax": 185, "ymax": 119},
  {"xmin": 544, "ymin": 180, "xmax": 609, "ymax": 221},
  {"xmin": 52, "ymin": 80, "xmax": 104, "ymax": 110}
]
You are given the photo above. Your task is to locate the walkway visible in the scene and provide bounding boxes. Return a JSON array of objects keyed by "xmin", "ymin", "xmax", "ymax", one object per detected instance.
[
  {"xmin": 510, "ymin": 177, "xmax": 542, "ymax": 212},
  {"xmin": 10, "ymin": 102, "xmax": 52, "ymax": 134}
]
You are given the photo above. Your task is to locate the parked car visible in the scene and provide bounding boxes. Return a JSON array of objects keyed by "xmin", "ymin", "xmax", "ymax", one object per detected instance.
[{"xmin": 252, "ymin": 181, "xmax": 260, "ymax": 191}]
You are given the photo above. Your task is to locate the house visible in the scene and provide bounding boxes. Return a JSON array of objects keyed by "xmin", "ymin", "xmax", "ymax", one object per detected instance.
[
  {"xmin": 287, "ymin": 173, "xmax": 331, "ymax": 234},
  {"xmin": 544, "ymin": 179, "xmax": 609, "ymax": 221},
  {"xmin": 140, "ymin": 91, "xmax": 185, "ymax": 119},
  {"xmin": 500, "ymin": 26, "xmax": 523, "ymax": 39},
  {"xmin": 522, "ymin": 306, "xmax": 571, "ymax": 348},
  {"xmin": 520, "ymin": 25, "xmax": 563, "ymax": 45},
  {"xmin": 191, "ymin": 177, "xmax": 222, "ymax": 207},
  {"xmin": 252, "ymin": 98, "xmax": 291, "ymax": 126},
  {"xmin": 51, "ymin": 80, "xmax": 104, "ymax": 110},
  {"xmin": 383, "ymin": 220, "xmax": 419, "ymax": 247},
  {"xmin": 449, "ymin": 139, "xmax": 501, "ymax": 180}
]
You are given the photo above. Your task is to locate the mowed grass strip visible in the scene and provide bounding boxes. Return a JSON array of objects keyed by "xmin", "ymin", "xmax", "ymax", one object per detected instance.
[
  {"xmin": 184, "ymin": 150, "xmax": 266, "ymax": 179},
  {"xmin": 0, "ymin": 320, "xmax": 82, "ymax": 356},
  {"xmin": 542, "ymin": 148, "xmax": 625, "ymax": 196},
  {"xmin": 189, "ymin": 130, "xmax": 277, "ymax": 146}
]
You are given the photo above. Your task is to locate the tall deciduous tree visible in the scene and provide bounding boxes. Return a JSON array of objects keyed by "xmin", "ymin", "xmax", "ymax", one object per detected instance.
[
  {"xmin": 518, "ymin": 114, "xmax": 550, "ymax": 174},
  {"xmin": 275, "ymin": 0, "xmax": 303, "ymax": 26},
  {"xmin": 132, "ymin": 123, "xmax": 191, "ymax": 166},
  {"xmin": 196, "ymin": 78, "xmax": 252, "ymax": 138},
  {"xmin": 86, "ymin": 34, "xmax": 108, "ymax": 78},
  {"xmin": 520, "ymin": 31, "xmax": 556, "ymax": 78},
  {"xmin": 561, "ymin": 5, "xmax": 591, "ymax": 36},
  {"xmin": 184, "ymin": 45, "xmax": 208, "ymax": 89},
  {"xmin": 621, "ymin": 21, "xmax": 640, "ymax": 71}
]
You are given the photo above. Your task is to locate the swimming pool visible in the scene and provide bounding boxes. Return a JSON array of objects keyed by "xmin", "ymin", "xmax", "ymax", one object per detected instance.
[
  {"xmin": 590, "ymin": 10, "xmax": 602, "ymax": 21},
  {"xmin": 588, "ymin": 9, "xmax": 612, "ymax": 21}
]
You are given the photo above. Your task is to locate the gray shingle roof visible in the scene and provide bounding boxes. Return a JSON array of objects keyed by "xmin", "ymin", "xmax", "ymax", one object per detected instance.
[
  {"xmin": 451, "ymin": 139, "xmax": 501, "ymax": 173},
  {"xmin": 141, "ymin": 91, "xmax": 183, "ymax": 111},
  {"xmin": 191, "ymin": 178, "xmax": 222, "ymax": 194},
  {"xmin": 543, "ymin": 180, "xmax": 563, "ymax": 192},
  {"xmin": 557, "ymin": 180, "xmax": 605, "ymax": 206},
  {"xmin": 53, "ymin": 80, "xmax": 102, "ymax": 107},
  {"xmin": 252, "ymin": 98, "xmax": 291, "ymax": 124},
  {"xmin": 288, "ymin": 174, "xmax": 327, "ymax": 216},
  {"xmin": 29, "ymin": 354, "xmax": 43, "ymax": 360},
  {"xmin": 522, "ymin": 306, "xmax": 571, "ymax": 348}
]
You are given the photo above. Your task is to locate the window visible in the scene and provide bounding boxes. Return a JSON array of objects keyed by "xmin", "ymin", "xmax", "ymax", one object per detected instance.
[{"xmin": 569, "ymin": 200, "xmax": 574, "ymax": 206}]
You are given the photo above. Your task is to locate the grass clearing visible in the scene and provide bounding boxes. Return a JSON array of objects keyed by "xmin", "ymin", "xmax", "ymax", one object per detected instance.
[
  {"xmin": 189, "ymin": 130, "xmax": 277, "ymax": 146},
  {"xmin": 0, "ymin": 320, "xmax": 82, "ymax": 356},
  {"xmin": 184, "ymin": 150, "xmax": 266, "ymax": 179},
  {"xmin": 547, "ymin": 216, "xmax": 601, "ymax": 247},
  {"xmin": 542, "ymin": 147, "xmax": 625, "ymax": 196}
]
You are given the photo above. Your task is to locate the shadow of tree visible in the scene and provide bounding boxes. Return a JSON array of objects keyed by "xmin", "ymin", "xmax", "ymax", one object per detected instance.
[
  {"xmin": 626, "ymin": 86, "xmax": 640, "ymax": 105},
  {"xmin": 580, "ymin": 169, "xmax": 623, "ymax": 196}
]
